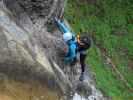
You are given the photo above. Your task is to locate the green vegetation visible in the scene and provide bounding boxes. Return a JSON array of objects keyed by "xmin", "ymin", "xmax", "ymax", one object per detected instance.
[{"xmin": 65, "ymin": 0, "xmax": 133, "ymax": 99}]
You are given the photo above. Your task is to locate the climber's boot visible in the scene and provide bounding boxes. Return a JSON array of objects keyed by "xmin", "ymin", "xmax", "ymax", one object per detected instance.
[{"xmin": 79, "ymin": 72, "xmax": 85, "ymax": 81}]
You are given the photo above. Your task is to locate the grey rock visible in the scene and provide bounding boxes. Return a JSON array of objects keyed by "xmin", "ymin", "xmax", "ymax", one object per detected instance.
[
  {"xmin": 0, "ymin": 0, "xmax": 107, "ymax": 100},
  {"xmin": 0, "ymin": 0, "xmax": 67, "ymax": 95}
]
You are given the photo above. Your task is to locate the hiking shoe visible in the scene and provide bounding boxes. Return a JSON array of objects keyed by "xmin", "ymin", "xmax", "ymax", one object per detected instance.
[{"xmin": 79, "ymin": 72, "xmax": 85, "ymax": 81}]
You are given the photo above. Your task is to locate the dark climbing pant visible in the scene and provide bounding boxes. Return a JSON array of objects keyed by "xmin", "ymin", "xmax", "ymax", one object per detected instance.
[{"xmin": 80, "ymin": 53, "xmax": 87, "ymax": 73}]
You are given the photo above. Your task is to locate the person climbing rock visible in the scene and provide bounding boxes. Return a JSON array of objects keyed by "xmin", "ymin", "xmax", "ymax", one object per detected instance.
[
  {"xmin": 77, "ymin": 35, "xmax": 91, "ymax": 81},
  {"xmin": 54, "ymin": 17, "xmax": 77, "ymax": 64},
  {"xmin": 54, "ymin": 17, "xmax": 91, "ymax": 81}
]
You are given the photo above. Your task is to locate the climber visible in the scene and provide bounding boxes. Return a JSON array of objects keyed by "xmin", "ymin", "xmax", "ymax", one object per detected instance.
[
  {"xmin": 54, "ymin": 17, "xmax": 77, "ymax": 64},
  {"xmin": 54, "ymin": 17, "xmax": 91, "ymax": 81},
  {"xmin": 77, "ymin": 35, "xmax": 91, "ymax": 81}
]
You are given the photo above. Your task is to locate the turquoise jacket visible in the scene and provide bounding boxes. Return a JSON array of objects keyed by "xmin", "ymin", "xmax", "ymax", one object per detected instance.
[
  {"xmin": 65, "ymin": 40, "xmax": 77, "ymax": 63},
  {"xmin": 54, "ymin": 18, "xmax": 77, "ymax": 62}
]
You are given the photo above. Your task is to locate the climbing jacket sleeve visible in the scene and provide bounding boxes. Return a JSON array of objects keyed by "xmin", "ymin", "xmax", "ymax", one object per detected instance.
[
  {"xmin": 54, "ymin": 18, "xmax": 70, "ymax": 33},
  {"xmin": 65, "ymin": 41, "xmax": 77, "ymax": 62}
]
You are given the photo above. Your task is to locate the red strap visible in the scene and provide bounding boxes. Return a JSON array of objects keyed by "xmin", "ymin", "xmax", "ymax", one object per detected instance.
[{"xmin": 64, "ymin": 46, "xmax": 67, "ymax": 53}]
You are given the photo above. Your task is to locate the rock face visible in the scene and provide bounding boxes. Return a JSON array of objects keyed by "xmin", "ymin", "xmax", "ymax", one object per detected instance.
[
  {"xmin": 4, "ymin": 0, "xmax": 64, "ymax": 29},
  {"xmin": 0, "ymin": 0, "xmax": 70, "ymax": 96},
  {"xmin": 0, "ymin": 0, "xmax": 106, "ymax": 100}
]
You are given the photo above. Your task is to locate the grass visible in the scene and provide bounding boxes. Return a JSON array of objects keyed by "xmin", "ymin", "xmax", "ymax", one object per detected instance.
[{"xmin": 65, "ymin": 0, "xmax": 133, "ymax": 99}]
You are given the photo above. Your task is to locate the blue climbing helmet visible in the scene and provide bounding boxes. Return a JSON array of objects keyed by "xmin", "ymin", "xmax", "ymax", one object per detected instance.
[
  {"xmin": 63, "ymin": 32, "xmax": 73, "ymax": 42},
  {"xmin": 63, "ymin": 32, "xmax": 76, "ymax": 42}
]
